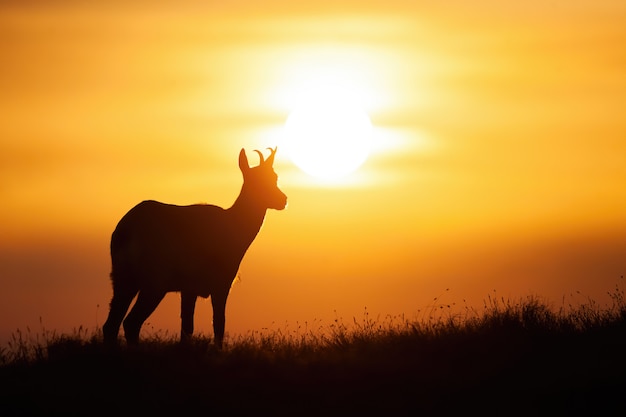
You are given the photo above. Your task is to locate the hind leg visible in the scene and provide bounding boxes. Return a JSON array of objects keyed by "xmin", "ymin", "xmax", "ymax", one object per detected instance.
[
  {"xmin": 122, "ymin": 290, "xmax": 166, "ymax": 345},
  {"xmin": 180, "ymin": 292, "xmax": 197, "ymax": 342},
  {"xmin": 103, "ymin": 285, "xmax": 138, "ymax": 345}
]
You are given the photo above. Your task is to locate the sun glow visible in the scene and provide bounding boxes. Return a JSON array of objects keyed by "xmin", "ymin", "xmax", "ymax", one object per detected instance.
[{"xmin": 283, "ymin": 77, "xmax": 373, "ymax": 180}]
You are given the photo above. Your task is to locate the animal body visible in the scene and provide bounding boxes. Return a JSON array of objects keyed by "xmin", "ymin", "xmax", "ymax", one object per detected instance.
[{"xmin": 102, "ymin": 148, "xmax": 287, "ymax": 348}]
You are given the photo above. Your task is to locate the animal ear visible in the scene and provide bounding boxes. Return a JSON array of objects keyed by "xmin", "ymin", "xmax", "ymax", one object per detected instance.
[{"xmin": 238, "ymin": 148, "xmax": 250, "ymax": 173}]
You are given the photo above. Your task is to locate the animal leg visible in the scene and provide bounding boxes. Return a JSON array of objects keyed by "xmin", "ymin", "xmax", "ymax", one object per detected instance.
[
  {"xmin": 103, "ymin": 286, "xmax": 138, "ymax": 345},
  {"xmin": 180, "ymin": 292, "xmax": 197, "ymax": 342},
  {"xmin": 122, "ymin": 290, "xmax": 165, "ymax": 345},
  {"xmin": 211, "ymin": 291, "xmax": 228, "ymax": 349}
]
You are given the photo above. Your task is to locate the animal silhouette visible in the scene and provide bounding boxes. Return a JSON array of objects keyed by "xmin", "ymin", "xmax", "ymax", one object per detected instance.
[{"xmin": 102, "ymin": 148, "xmax": 287, "ymax": 348}]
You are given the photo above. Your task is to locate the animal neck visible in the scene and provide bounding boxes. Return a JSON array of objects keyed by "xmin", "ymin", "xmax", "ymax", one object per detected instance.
[{"xmin": 227, "ymin": 185, "xmax": 267, "ymax": 239}]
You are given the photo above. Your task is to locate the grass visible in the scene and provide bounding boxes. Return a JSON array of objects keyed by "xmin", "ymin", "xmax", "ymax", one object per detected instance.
[{"xmin": 1, "ymin": 279, "xmax": 625, "ymax": 416}]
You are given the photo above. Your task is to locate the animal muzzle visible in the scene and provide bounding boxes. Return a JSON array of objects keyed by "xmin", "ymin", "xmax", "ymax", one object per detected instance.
[{"xmin": 272, "ymin": 191, "xmax": 288, "ymax": 210}]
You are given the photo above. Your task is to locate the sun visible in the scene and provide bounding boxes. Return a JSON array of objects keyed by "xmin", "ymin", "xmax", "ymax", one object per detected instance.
[{"xmin": 283, "ymin": 79, "xmax": 373, "ymax": 180}]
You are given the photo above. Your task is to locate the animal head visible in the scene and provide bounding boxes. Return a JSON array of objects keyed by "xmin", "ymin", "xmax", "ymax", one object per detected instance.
[{"xmin": 239, "ymin": 147, "xmax": 287, "ymax": 210}]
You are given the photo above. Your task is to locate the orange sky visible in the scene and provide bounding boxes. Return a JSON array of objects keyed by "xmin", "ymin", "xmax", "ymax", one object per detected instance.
[{"xmin": 1, "ymin": 1, "xmax": 625, "ymax": 343}]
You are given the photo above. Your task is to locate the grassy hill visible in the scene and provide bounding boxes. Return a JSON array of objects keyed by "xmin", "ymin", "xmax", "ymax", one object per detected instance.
[{"xmin": 1, "ymin": 283, "xmax": 625, "ymax": 416}]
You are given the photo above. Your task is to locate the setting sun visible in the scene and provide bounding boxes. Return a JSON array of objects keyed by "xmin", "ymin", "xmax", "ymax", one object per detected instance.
[{"xmin": 282, "ymin": 78, "xmax": 373, "ymax": 180}]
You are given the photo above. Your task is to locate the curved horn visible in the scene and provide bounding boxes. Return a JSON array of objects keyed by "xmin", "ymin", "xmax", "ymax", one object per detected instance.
[
  {"xmin": 265, "ymin": 147, "xmax": 276, "ymax": 166},
  {"xmin": 254, "ymin": 149, "xmax": 265, "ymax": 165}
]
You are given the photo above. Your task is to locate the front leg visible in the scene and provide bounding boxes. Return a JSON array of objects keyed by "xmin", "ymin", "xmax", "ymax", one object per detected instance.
[
  {"xmin": 211, "ymin": 290, "xmax": 228, "ymax": 349},
  {"xmin": 180, "ymin": 292, "xmax": 197, "ymax": 342}
]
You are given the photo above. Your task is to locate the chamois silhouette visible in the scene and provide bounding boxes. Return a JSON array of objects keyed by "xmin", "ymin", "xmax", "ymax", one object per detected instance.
[{"xmin": 102, "ymin": 148, "xmax": 287, "ymax": 348}]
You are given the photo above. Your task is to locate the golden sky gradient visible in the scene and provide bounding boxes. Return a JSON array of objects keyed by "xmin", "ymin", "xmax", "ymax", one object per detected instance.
[{"xmin": 1, "ymin": 1, "xmax": 625, "ymax": 342}]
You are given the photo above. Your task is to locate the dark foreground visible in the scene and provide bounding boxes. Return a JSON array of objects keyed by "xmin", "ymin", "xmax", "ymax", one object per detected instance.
[{"xmin": 1, "ymin": 295, "xmax": 625, "ymax": 416}]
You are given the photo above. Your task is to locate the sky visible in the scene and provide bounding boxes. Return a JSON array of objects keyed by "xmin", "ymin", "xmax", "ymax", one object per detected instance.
[{"xmin": 1, "ymin": 0, "xmax": 625, "ymax": 343}]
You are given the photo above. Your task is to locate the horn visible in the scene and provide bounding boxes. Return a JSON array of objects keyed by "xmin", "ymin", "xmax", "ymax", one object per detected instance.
[
  {"xmin": 254, "ymin": 149, "xmax": 265, "ymax": 165},
  {"xmin": 265, "ymin": 147, "xmax": 276, "ymax": 166}
]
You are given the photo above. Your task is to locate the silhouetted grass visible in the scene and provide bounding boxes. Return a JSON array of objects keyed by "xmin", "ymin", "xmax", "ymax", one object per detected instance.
[{"xmin": 1, "ymin": 279, "xmax": 625, "ymax": 416}]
